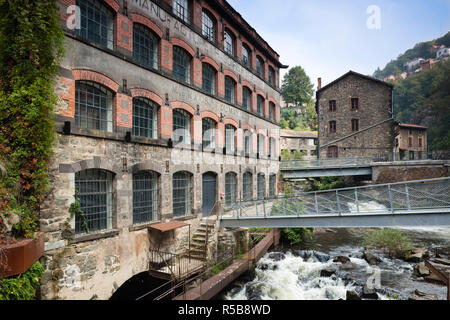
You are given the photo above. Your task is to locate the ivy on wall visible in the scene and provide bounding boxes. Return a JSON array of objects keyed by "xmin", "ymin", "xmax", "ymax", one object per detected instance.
[
  {"xmin": 0, "ymin": 0, "xmax": 65, "ymax": 239},
  {"xmin": 0, "ymin": 261, "xmax": 44, "ymax": 300}
]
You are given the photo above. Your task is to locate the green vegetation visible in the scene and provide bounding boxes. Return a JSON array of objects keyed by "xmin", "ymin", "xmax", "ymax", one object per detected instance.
[
  {"xmin": 363, "ymin": 228, "xmax": 413, "ymax": 259},
  {"xmin": 280, "ymin": 106, "xmax": 318, "ymax": 131},
  {"xmin": 304, "ymin": 177, "xmax": 347, "ymax": 192},
  {"xmin": 0, "ymin": 261, "xmax": 44, "ymax": 300},
  {"xmin": 0, "ymin": 0, "xmax": 65, "ymax": 239},
  {"xmin": 281, "ymin": 149, "xmax": 306, "ymax": 161},
  {"xmin": 280, "ymin": 228, "xmax": 314, "ymax": 246}
]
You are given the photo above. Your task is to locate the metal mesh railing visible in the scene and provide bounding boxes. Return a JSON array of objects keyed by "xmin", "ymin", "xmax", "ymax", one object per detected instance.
[
  {"xmin": 280, "ymin": 156, "xmax": 391, "ymax": 169},
  {"xmin": 221, "ymin": 177, "xmax": 450, "ymax": 219}
]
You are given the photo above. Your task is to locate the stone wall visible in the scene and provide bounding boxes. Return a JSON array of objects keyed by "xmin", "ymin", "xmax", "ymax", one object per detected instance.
[{"xmin": 372, "ymin": 161, "xmax": 450, "ymax": 184}]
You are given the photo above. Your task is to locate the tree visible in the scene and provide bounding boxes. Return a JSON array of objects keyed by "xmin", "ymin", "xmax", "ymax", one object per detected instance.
[{"xmin": 281, "ymin": 66, "xmax": 314, "ymax": 108}]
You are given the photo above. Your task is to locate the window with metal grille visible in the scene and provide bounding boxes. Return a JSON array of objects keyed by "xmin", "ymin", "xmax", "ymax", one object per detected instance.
[
  {"xmin": 133, "ymin": 171, "xmax": 159, "ymax": 224},
  {"xmin": 202, "ymin": 63, "xmax": 216, "ymax": 95},
  {"xmin": 202, "ymin": 10, "xmax": 215, "ymax": 42},
  {"xmin": 173, "ymin": 171, "xmax": 192, "ymax": 217},
  {"xmin": 242, "ymin": 86, "xmax": 252, "ymax": 110},
  {"xmin": 242, "ymin": 43, "xmax": 250, "ymax": 67},
  {"xmin": 269, "ymin": 174, "xmax": 276, "ymax": 198},
  {"xmin": 75, "ymin": 81, "xmax": 113, "ymax": 132},
  {"xmin": 133, "ymin": 23, "xmax": 158, "ymax": 70},
  {"xmin": 257, "ymin": 134, "xmax": 265, "ymax": 156},
  {"xmin": 173, "ymin": 109, "xmax": 191, "ymax": 145},
  {"xmin": 329, "ymin": 121, "xmax": 336, "ymax": 133},
  {"xmin": 225, "ymin": 124, "xmax": 236, "ymax": 153},
  {"xmin": 75, "ymin": 169, "xmax": 114, "ymax": 235},
  {"xmin": 329, "ymin": 100, "xmax": 336, "ymax": 112},
  {"xmin": 409, "ymin": 151, "xmax": 415, "ymax": 160},
  {"xmin": 351, "ymin": 98, "xmax": 359, "ymax": 110},
  {"xmin": 243, "ymin": 172, "xmax": 253, "ymax": 201},
  {"xmin": 224, "ymin": 30, "xmax": 234, "ymax": 56},
  {"xmin": 351, "ymin": 119, "xmax": 359, "ymax": 132},
  {"xmin": 328, "ymin": 146, "xmax": 338, "ymax": 158},
  {"xmin": 173, "ymin": 0, "xmax": 189, "ymax": 23},
  {"xmin": 202, "ymin": 117, "xmax": 216, "ymax": 150},
  {"xmin": 269, "ymin": 102, "xmax": 275, "ymax": 121},
  {"xmin": 257, "ymin": 173, "xmax": 265, "ymax": 200},
  {"xmin": 225, "ymin": 76, "xmax": 236, "ymax": 103},
  {"xmin": 76, "ymin": 0, "xmax": 114, "ymax": 49},
  {"xmin": 257, "ymin": 95, "xmax": 264, "ymax": 116},
  {"xmin": 244, "ymin": 130, "xmax": 251, "ymax": 156},
  {"xmin": 256, "ymin": 56, "xmax": 264, "ymax": 78},
  {"xmin": 133, "ymin": 97, "xmax": 158, "ymax": 139},
  {"xmin": 173, "ymin": 46, "xmax": 191, "ymax": 84},
  {"xmin": 225, "ymin": 172, "xmax": 237, "ymax": 207},
  {"xmin": 268, "ymin": 66, "xmax": 275, "ymax": 86}
]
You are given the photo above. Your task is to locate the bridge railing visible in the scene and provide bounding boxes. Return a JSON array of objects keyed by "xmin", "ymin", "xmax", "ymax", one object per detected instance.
[
  {"xmin": 221, "ymin": 177, "xmax": 450, "ymax": 219},
  {"xmin": 280, "ymin": 155, "xmax": 392, "ymax": 169}
]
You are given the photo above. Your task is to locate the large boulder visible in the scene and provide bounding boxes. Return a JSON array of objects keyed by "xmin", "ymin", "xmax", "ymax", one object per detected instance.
[
  {"xmin": 406, "ymin": 248, "xmax": 430, "ymax": 263},
  {"xmin": 361, "ymin": 284, "xmax": 378, "ymax": 300},
  {"xmin": 409, "ymin": 290, "xmax": 438, "ymax": 300},
  {"xmin": 268, "ymin": 252, "xmax": 285, "ymax": 262},
  {"xmin": 320, "ymin": 268, "xmax": 336, "ymax": 277},
  {"xmin": 363, "ymin": 251, "xmax": 382, "ymax": 265},
  {"xmin": 346, "ymin": 290, "xmax": 361, "ymax": 300},
  {"xmin": 333, "ymin": 256, "xmax": 350, "ymax": 264},
  {"xmin": 414, "ymin": 262, "xmax": 430, "ymax": 277}
]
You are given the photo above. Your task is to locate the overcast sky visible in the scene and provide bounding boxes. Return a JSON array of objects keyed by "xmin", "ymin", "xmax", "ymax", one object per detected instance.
[{"xmin": 227, "ymin": 0, "xmax": 450, "ymax": 89}]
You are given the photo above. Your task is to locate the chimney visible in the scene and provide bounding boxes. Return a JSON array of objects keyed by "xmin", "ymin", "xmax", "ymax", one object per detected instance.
[{"xmin": 318, "ymin": 78, "xmax": 322, "ymax": 90}]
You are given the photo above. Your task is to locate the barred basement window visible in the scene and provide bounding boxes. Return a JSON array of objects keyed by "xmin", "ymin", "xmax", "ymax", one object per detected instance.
[
  {"xmin": 225, "ymin": 76, "xmax": 236, "ymax": 103},
  {"xmin": 256, "ymin": 56, "xmax": 264, "ymax": 78},
  {"xmin": 75, "ymin": 169, "xmax": 114, "ymax": 235},
  {"xmin": 133, "ymin": 171, "xmax": 159, "ymax": 224},
  {"xmin": 269, "ymin": 174, "xmax": 277, "ymax": 198},
  {"xmin": 242, "ymin": 43, "xmax": 251, "ymax": 67},
  {"xmin": 225, "ymin": 172, "xmax": 237, "ymax": 207},
  {"xmin": 202, "ymin": 10, "xmax": 215, "ymax": 42},
  {"xmin": 133, "ymin": 97, "xmax": 158, "ymax": 139},
  {"xmin": 243, "ymin": 172, "xmax": 253, "ymax": 201},
  {"xmin": 173, "ymin": 46, "xmax": 191, "ymax": 84},
  {"xmin": 173, "ymin": 0, "xmax": 189, "ymax": 23},
  {"xmin": 133, "ymin": 23, "xmax": 159, "ymax": 70},
  {"xmin": 225, "ymin": 124, "xmax": 236, "ymax": 153},
  {"xmin": 76, "ymin": 0, "xmax": 114, "ymax": 49},
  {"xmin": 257, "ymin": 173, "xmax": 265, "ymax": 200},
  {"xmin": 202, "ymin": 117, "xmax": 216, "ymax": 150},
  {"xmin": 242, "ymin": 86, "xmax": 252, "ymax": 110},
  {"xmin": 202, "ymin": 63, "xmax": 216, "ymax": 95},
  {"xmin": 244, "ymin": 130, "xmax": 251, "ymax": 156},
  {"xmin": 173, "ymin": 109, "xmax": 191, "ymax": 145},
  {"xmin": 173, "ymin": 171, "xmax": 192, "ymax": 217},
  {"xmin": 75, "ymin": 81, "xmax": 113, "ymax": 132},
  {"xmin": 269, "ymin": 102, "xmax": 275, "ymax": 121},
  {"xmin": 224, "ymin": 30, "xmax": 234, "ymax": 56}
]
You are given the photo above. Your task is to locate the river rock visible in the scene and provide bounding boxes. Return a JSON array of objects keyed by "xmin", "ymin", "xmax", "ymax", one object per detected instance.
[
  {"xmin": 406, "ymin": 248, "xmax": 430, "ymax": 263},
  {"xmin": 414, "ymin": 262, "xmax": 430, "ymax": 277},
  {"xmin": 295, "ymin": 250, "xmax": 330, "ymax": 263},
  {"xmin": 409, "ymin": 290, "xmax": 438, "ymax": 300},
  {"xmin": 363, "ymin": 251, "xmax": 382, "ymax": 265},
  {"xmin": 340, "ymin": 262, "xmax": 356, "ymax": 270},
  {"xmin": 320, "ymin": 268, "xmax": 336, "ymax": 277},
  {"xmin": 268, "ymin": 252, "xmax": 285, "ymax": 261},
  {"xmin": 333, "ymin": 256, "xmax": 350, "ymax": 264},
  {"xmin": 346, "ymin": 290, "xmax": 361, "ymax": 300},
  {"xmin": 361, "ymin": 284, "xmax": 378, "ymax": 300}
]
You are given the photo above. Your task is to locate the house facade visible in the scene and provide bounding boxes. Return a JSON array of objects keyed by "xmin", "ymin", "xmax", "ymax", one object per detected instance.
[
  {"xmin": 395, "ymin": 123, "xmax": 428, "ymax": 160},
  {"xmin": 315, "ymin": 71, "xmax": 395, "ymax": 160},
  {"xmin": 280, "ymin": 129, "xmax": 318, "ymax": 160},
  {"xmin": 40, "ymin": 0, "xmax": 286, "ymax": 300}
]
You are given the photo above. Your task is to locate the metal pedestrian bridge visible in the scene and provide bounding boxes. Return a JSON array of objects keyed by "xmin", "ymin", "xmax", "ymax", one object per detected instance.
[{"xmin": 219, "ymin": 177, "xmax": 450, "ymax": 228}]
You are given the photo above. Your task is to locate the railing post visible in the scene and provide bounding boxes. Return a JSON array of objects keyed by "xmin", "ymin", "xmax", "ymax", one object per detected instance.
[
  {"xmin": 296, "ymin": 198, "xmax": 300, "ymax": 217},
  {"xmin": 336, "ymin": 190, "xmax": 342, "ymax": 216},
  {"xmin": 314, "ymin": 192, "xmax": 319, "ymax": 215},
  {"xmin": 388, "ymin": 184, "xmax": 394, "ymax": 213},
  {"xmin": 263, "ymin": 200, "xmax": 267, "ymax": 218},
  {"xmin": 283, "ymin": 197, "xmax": 287, "ymax": 216},
  {"xmin": 255, "ymin": 200, "xmax": 258, "ymax": 217},
  {"xmin": 355, "ymin": 189, "xmax": 360, "ymax": 213},
  {"xmin": 405, "ymin": 184, "xmax": 411, "ymax": 211}
]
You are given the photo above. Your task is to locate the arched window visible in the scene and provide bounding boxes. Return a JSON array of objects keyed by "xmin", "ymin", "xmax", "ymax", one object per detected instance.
[
  {"xmin": 244, "ymin": 130, "xmax": 251, "ymax": 156},
  {"xmin": 202, "ymin": 117, "xmax": 216, "ymax": 150},
  {"xmin": 257, "ymin": 134, "xmax": 265, "ymax": 157},
  {"xmin": 173, "ymin": 0, "xmax": 189, "ymax": 23},
  {"xmin": 257, "ymin": 173, "xmax": 265, "ymax": 200},
  {"xmin": 257, "ymin": 95, "xmax": 265, "ymax": 116},
  {"xmin": 173, "ymin": 109, "xmax": 191, "ymax": 145},
  {"xmin": 269, "ymin": 174, "xmax": 277, "ymax": 198},
  {"xmin": 173, "ymin": 46, "xmax": 191, "ymax": 84},
  {"xmin": 173, "ymin": 171, "xmax": 192, "ymax": 217},
  {"xmin": 202, "ymin": 10, "xmax": 215, "ymax": 42},
  {"xmin": 76, "ymin": 0, "xmax": 114, "ymax": 49},
  {"xmin": 268, "ymin": 66, "xmax": 275, "ymax": 86},
  {"xmin": 225, "ymin": 76, "xmax": 236, "ymax": 104},
  {"xmin": 133, "ymin": 97, "xmax": 158, "ymax": 139},
  {"xmin": 133, "ymin": 171, "xmax": 159, "ymax": 224},
  {"xmin": 225, "ymin": 124, "xmax": 236, "ymax": 154},
  {"xmin": 133, "ymin": 23, "xmax": 159, "ymax": 70},
  {"xmin": 75, "ymin": 81, "xmax": 113, "ymax": 132},
  {"xmin": 243, "ymin": 172, "xmax": 253, "ymax": 201},
  {"xmin": 242, "ymin": 86, "xmax": 252, "ymax": 111},
  {"xmin": 202, "ymin": 63, "xmax": 216, "ymax": 95},
  {"xmin": 269, "ymin": 137, "xmax": 276, "ymax": 158},
  {"xmin": 225, "ymin": 172, "xmax": 237, "ymax": 207},
  {"xmin": 256, "ymin": 55, "xmax": 264, "ymax": 78},
  {"xmin": 224, "ymin": 30, "xmax": 234, "ymax": 56},
  {"xmin": 269, "ymin": 102, "xmax": 276, "ymax": 121},
  {"xmin": 242, "ymin": 43, "xmax": 251, "ymax": 68},
  {"xmin": 75, "ymin": 169, "xmax": 114, "ymax": 234}
]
